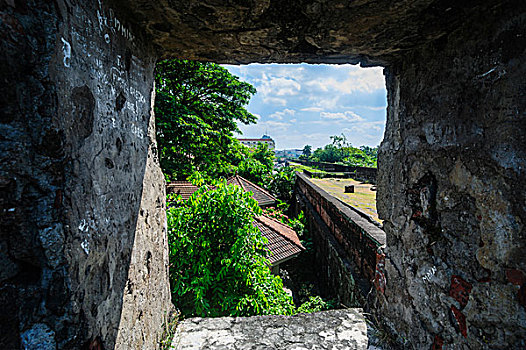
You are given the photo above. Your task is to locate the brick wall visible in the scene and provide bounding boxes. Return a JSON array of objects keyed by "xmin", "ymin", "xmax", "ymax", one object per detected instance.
[{"xmin": 294, "ymin": 173, "xmax": 385, "ymax": 306}]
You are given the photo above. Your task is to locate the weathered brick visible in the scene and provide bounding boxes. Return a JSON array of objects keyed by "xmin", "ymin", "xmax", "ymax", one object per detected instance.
[
  {"xmin": 449, "ymin": 275, "xmax": 472, "ymax": 309},
  {"xmin": 506, "ymin": 269, "xmax": 525, "ymax": 286}
]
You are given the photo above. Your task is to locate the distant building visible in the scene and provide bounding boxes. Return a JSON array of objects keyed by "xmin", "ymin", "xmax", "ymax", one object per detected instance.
[
  {"xmin": 238, "ymin": 134, "xmax": 275, "ymax": 150},
  {"xmin": 275, "ymin": 149, "xmax": 303, "ymax": 159}
]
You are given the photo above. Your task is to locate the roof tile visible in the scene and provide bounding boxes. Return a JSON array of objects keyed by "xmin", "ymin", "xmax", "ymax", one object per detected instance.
[
  {"xmin": 227, "ymin": 175, "xmax": 277, "ymax": 207},
  {"xmin": 254, "ymin": 215, "xmax": 305, "ymax": 265},
  {"xmin": 166, "ymin": 178, "xmax": 303, "ymax": 265}
]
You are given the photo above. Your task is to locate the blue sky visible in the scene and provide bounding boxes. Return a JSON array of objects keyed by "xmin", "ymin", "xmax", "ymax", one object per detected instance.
[{"xmin": 222, "ymin": 63, "xmax": 387, "ymax": 150}]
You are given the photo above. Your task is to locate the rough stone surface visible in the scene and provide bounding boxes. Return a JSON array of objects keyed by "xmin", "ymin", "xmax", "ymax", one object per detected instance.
[
  {"xmin": 377, "ymin": 3, "xmax": 526, "ymax": 348},
  {"xmin": 1, "ymin": 0, "xmax": 170, "ymax": 348},
  {"xmin": 108, "ymin": 0, "xmax": 508, "ymax": 66},
  {"xmin": 2, "ymin": 0, "xmax": 525, "ymax": 349},
  {"xmin": 171, "ymin": 309, "xmax": 368, "ymax": 350}
]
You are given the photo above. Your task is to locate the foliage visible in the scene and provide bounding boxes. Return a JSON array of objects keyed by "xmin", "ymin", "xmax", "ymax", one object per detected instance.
[
  {"xmin": 301, "ymin": 145, "xmax": 312, "ymax": 158},
  {"xmin": 343, "ymin": 145, "xmax": 378, "ymax": 168},
  {"xmin": 297, "ymin": 296, "xmax": 335, "ymax": 313},
  {"xmin": 262, "ymin": 207, "xmax": 306, "ymax": 245},
  {"xmin": 288, "ymin": 162, "xmax": 338, "ymax": 179},
  {"xmin": 311, "ymin": 134, "xmax": 378, "ymax": 168},
  {"xmin": 237, "ymin": 143, "xmax": 275, "ymax": 187},
  {"xmin": 167, "ymin": 181, "xmax": 295, "ymax": 317},
  {"xmin": 266, "ymin": 166, "xmax": 296, "ymax": 202},
  {"xmin": 251, "ymin": 142, "xmax": 275, "ymax": 172},
  {"xmin": 289, "ymin": 210, "xmax": 306, "ymax": 239},
  {"xmin": 262, "ymin": 206, "xmax": 291, "ymax": 225},
  {"xmin": 159, "ymin": 312, "xmax": 179, "ymax": 350},
  {"xmin": 155, "ymin": 59, "xmax": 257, "ymax": 180}
]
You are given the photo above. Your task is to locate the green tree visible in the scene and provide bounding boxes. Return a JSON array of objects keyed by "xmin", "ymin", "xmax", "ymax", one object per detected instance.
[
  {"xmin": 310, "ymin": 134, "xmax": 378, "ymax": 167},
  {"xmin": 167, "ymin": 182, "xmax": 295, "ymax": 317},
  {"xmin": 237, "ymin": 143, "xmax": 275, "ymax": 186},
  {"xmin": 312, "ymin": 144, "xmax": 344, "ymax": 163},
  {"xmin": 267, "ymin": 166, "xmax": 296, "ymax": 202},
  {"xmin": 155, "ymin": 59, "xmax": 257, "ymax": 180},
  {"xmin": 302, "ymin": 145, "xmax": 312, "ymax": 158}
]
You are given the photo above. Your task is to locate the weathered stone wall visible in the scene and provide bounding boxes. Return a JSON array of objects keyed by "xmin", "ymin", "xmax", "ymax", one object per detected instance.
[
  {"xmin": 294, "ymin": 173, "xmax": 385, "ymax": 306},
  {"xmin": 2, "ymin": 1, "xmax": 525, "ymax": 349},
  {"xmin": 171, "ymin": 309, "xmax": 368, "ymax": 350},
  {"xmin": 0, "ymin": 1, "xmax": 170, "ymax": 348},
  {"xmin": 377, "ymin": 4, "xmax": 526, "ymax": 348}
]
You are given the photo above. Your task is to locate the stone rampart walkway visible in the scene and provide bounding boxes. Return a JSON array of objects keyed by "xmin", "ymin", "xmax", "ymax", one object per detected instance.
[{"xmin": 171, "ymin": 308, "xmax": 368, "ymax": 350}]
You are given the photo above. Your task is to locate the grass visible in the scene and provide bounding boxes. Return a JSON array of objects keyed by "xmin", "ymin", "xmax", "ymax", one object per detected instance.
[
  {"xmin": 289, "ymin": 162, "xmax": 347, "ymax": 178},
  {"xmin": 310, "ymin": 178, "xmax": 381, "ymax": 223},
  {"xmin": 159, "ymin": 311, "xmax": 180, "ymax": 350},
  {"xmin": 289, "ymin": 162, "xmax": 322, "ymax": 173}
]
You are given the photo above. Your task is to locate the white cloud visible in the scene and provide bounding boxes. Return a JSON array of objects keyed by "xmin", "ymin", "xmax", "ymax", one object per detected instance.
[
  {"xmin": 305, "ymin": 67, "xmax": 384, "ymax": 94},
  {"xmin": 320, "ymin": 111, "xmax": 364, "ymax": 122},
  {"xmin": 236, "ymin": 119, "xmax": 292, "ymax": 139},
  {"xmin": 271, "ymin": 132, "xmax": 329, "ymax": 150},
  {"xmin": 300, "ymin": 106, "xmax": 324, "ymax": 112},
  {"xmin": 263, "ymin": 97, "xmax": 287, "ymax": 106},
  {"xmin": 299, "ymin": 120, "xmax": 328, "ymax": 125},
  {"xmin": 263, "ymin": 120, "xmax": 291, "ymax": 129},
  {"xmin": 258, "ymin": 75, "xmax": 301, "ymax": 97},
  {"xmin": 269, "ymin": 108, "xmax": 295, "ymax": 120},
  {"xmin": 343, "ymin": 120, "xmax": 384, "ymax": 131},
  {"xmin": 307, "ymin": 95, "xmax": 340, "ymax": 109},
  {"xmin": 226, "ymin": 63, "xmax": 387, "ymax": 148},
  {"xmin": 360, "ymin": 106, "xmax": 386, "ymax": 111}
]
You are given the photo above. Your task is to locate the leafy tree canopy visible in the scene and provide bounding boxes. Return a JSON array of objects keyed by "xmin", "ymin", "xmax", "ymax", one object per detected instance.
[
  {"xmin": 167, "ymin": 182, "xmax": 295, "ymax": 317},
  {"xmin": 155, "ymin": 59, "xmax": 257, "ymax": 180},
  {"xmin": 301, "ymin": 145, "xmax": 312, "ymax": 158},
  {"xmin": 310, "ymin": 134, "xmax": 378, "ymax": 167},
  {"xmin": 237, "ymin": 142, "xmax": 275, "ymax": 187}
]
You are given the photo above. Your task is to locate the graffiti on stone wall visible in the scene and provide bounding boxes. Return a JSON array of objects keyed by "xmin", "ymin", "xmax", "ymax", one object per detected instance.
[
  {"xmin": 422, "ymin": 266, "xmax": 437, "ymax": 284},
  {"xmin": 96, "ymin": 0, "xmax": 134, "ymax": 42},
  {"xmin": 63, "ymin": 1, "xmax": 148, "ymax": 143},
  {"xmin": 61, "ymin": 38, "xmax": 71, "ymax": 67}
]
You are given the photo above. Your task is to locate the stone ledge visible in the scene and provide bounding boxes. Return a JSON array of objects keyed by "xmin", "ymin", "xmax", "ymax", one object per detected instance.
[{"xmin": 171, "ymin": 309, "xmax": 367, "ymax": 350}]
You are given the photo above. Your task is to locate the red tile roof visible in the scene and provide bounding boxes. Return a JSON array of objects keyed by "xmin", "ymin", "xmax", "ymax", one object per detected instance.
[
  {"xmin": 254, "ymin": 215, "xmax": 305, "ymax": 266},
  {"xmin": 167, "ymin": 176, "xmax": 277, "ymax": 207},
  {"xmin": 227, "ymin": 175, "xmax": 277, "ymax": 207},
  {"xmin": 166, "ymin": 181, "xmax": 199, "ymax": 200},
  {"xmin": 166, "ymin": 178, "xmax": 304, "ymax": 265}
]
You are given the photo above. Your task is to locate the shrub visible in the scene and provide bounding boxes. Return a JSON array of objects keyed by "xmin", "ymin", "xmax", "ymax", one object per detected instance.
[
  {"xmin": 297, "ymin": 296, "xmax": 336, "ymax": 313},
  {"xmin": 267, "ymin": 166, "xmax": 296, "ymax": 202},
  {"xmin": 167, "ymin": 181, "xmax": 295, "ymax": 317}
]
